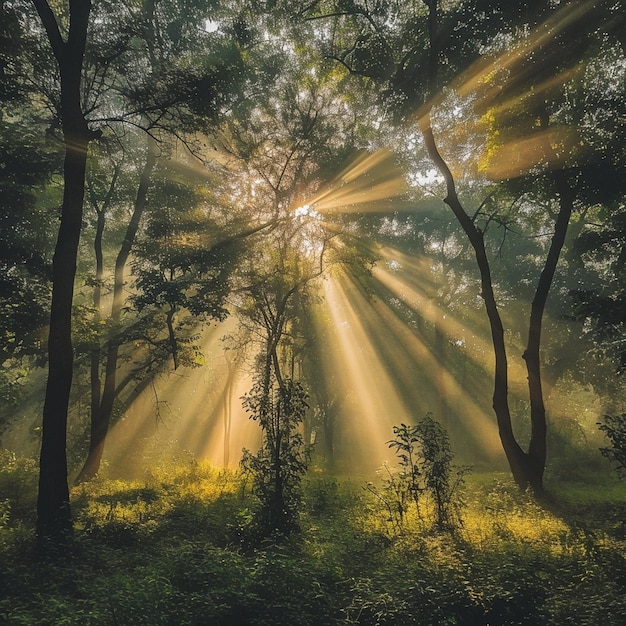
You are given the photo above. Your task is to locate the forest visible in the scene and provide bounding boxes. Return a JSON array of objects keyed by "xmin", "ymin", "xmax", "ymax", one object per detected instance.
[{"xmin": 1, "ymin": 0, "xmax": 625, "ymax": 624}]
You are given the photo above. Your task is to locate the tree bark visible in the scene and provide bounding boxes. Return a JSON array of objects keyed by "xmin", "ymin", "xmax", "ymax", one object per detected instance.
[
  {"xmin": 418, "ymin": 0, "xmax": 550, "ymax": 493},
  {"xmin": 33, "ymin": 0, "xmax": 95, "ymax": 543},
  {"xmin": 522, "ymin": 170, "xmax": 575, "ymax": 493},
  {"xmin": 89, "ymin": 206, "xmax": 105, "ymax": 443}
]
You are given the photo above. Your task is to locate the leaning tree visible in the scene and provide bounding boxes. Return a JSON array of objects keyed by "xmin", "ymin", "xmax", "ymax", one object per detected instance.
[{"xmin": 292, "ymin": 0, "xmax": 626, "ymax": 494}]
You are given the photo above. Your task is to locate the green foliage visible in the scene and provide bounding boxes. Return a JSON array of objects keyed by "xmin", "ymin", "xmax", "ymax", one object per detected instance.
[
  {"xmin": 0, "ymin": 114, "xmax": 58, "ymax": 374},
  {"xmin": 0, "ymin": 451, "xmax": 38, "ymax": 521},
  {"xmin": 375, "ymin": 416, "xmax": 470, "ymax": 532},
  {"xmin": 599, "ymin": 414, "xmax": 626, "ymax": 478},
  {"xmin": 241, "ymin": 378, "xmax": 310, "ymax": 535},
  {"xmin": 1, "ymin": 463, "xmax": 626, "ymax": 625}
]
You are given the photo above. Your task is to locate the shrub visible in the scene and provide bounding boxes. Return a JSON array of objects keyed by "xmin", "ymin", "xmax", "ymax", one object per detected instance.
[
  {"xmin": 241, "ymin": 378, "xmax": 310, "ymax": 535},
  {"xmin": 373, "ymin": 416, "xmax": 470, "ymax": 532},
  {"xmin": 0, "ymin": 450, "xmax": 38, "ymax": 520},
  {"xmin": 599, "ymin": 414, "xmax": 626, "ymax": 478}
]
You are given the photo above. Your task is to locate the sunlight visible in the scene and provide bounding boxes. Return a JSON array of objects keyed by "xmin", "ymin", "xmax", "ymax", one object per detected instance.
[
  {"xmin": 365, "ymin": 287, "xmax": 503, "ymax": 459},
  {"xmin": 298, "ymin": 148, "xmax": 410, "ymax": 215},
  {"xmin": 454, "ymin": 0, "xmax": 597, "ymax": 101},
  {"xmin": 294, "ymin": 204, "xmax": 314, "ymax": 217},
  {"xmin": 373, "ymin": 259, "xmax": 527, "ymax": 387},
  {"xmin": 314, "ymin": 270, "xmax": 414, "ymax": 469},
  {"xmin": 480, "ymin": 126, "xmax": 579, "ymax": 180},
  {"xmin": 307, "ymin": 264, "xmax": 505, "ymax": 470},
  {"xmin": 293, "ymin": 203, "xmax": 325, "ymax": 257},
  {"xmin": 204, "ymin": 19, "xmax": 220, "ymax": 33},
  {"xmin": 411, "ymin": 0, "xmax": 598, "ymax": 180},
  {"xmin": 103, "ymin": 318, "xmax": 262, "ymax": 473}
]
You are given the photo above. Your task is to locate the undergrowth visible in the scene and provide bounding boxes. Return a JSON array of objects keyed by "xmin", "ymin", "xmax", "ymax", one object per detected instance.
[{"xmin": 1, "ymin": 454, "xmax": 625, "ymax": 625}]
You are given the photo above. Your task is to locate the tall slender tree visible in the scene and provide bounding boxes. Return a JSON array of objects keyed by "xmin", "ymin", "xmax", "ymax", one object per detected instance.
[{"xmin": 30, "ymin": 0, "xmax": 100, "ymax": 542}]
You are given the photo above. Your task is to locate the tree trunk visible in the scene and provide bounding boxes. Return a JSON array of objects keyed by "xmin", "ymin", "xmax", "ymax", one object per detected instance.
[
  {"xmin": 419, "ymin": 116, "xmax": 534, "ymax": 490},
  {"xmin": 522, "ymin": 171, "xmax": 575, "ymax": 494},
  {"xmin": 75, "ymin": 138, "xmax": 157, "ymax": 483},
  {"xmin": 37, "ymin": 137, "xmax": 89, "ymax": 541},
  {"xmin": 33, "ymin": 0, "xmax": 95, "ymax": 543},
  {"xmin": 89, "ymin": 207, "xmax": 105, "ymax": 446},
  {"xmin": 222, "ymin": 354, "xmax": 237, "ymax": 468}
]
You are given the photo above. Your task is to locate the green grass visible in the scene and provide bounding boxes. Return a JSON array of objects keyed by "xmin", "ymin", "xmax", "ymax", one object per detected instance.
[{"xmin": 1, "ymin": 456, "xmax": 625, "ymax": 625}]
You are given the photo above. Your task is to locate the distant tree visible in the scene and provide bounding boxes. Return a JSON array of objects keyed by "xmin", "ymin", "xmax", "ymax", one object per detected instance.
[
  {"xmin": 571, "ymin": 203, "xmax": 626, "ymax": 380},
  {"xmin": 238, "ymin": 234, "xmax": 321, "ymax": 534},
  {"xmin": 129, "ymin": 165, "xmax": 252, "ymax": 369},
  {"xmin": 72, "ymin": 0, "xmax": 249, "ymax": 482},
  {"xmin": 0, "ymin": 117, "xmax": 58, "ymax": 366},
  {"xmin": 231, "ymin": 54, "xmax": 375, "ymax": 530}
]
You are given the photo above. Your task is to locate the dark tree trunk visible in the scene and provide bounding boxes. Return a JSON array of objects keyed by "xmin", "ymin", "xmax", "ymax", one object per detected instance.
[
  {"xmin": 522, "ymin": 171, "xmax": 575, "ymax": 494},
  {"xmin": 419, "ymin": 117, "xmax": 533, "ymax": 490},
  {"xmin": 419, "ymin": 0, "xmax": 549, "ymax": 493},
  {"xmin": 75, "ymin": 138, "xmax": 156, "ymax": 483},
  {"xmin": 87, "ymin": 162, "xmax": 121, "ymax": 437},
  {"xmin": 89, "ymin": 207, "xmax": 105, "ymax": 441},
  {"xmin": 33, "ymin": 0, "xmax": 95, "ymax": 544}
]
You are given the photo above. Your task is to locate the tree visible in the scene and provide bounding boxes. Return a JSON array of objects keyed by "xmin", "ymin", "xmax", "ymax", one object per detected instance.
[
  {"xmin": 227, "ymin": 54, "xmax": 376, "ymax": 528},
  {"xmin": 73, "ymin": 0, "xmax": 249, "ymax": 482},
  {"xmin": 30, "ymin": 0, "xmax": 101, "ymax": 543},
  {"xmin": 598, "ymin": 414, "xmax": 626, "ymax": 478},
  {"xmin": 242, "ymin": 377, "xmax": 309, "ymax": 534},
  {"xmin": 0, "ymin": 19, "xmax": 60, "ymax": 430},
  {"xmin": 298, "ymin": 0, "xmax": 625, "ymax": 494}
]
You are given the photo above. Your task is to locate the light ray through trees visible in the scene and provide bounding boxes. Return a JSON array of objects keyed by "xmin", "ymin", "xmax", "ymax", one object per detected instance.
[
  {"xmin": 416, "ymin": 0, "xmax": 601, "ymax": 182},
  {"xmin": 300, "ymin": 148, "xmax": 410, "ymax": 214},
  {"xmin": 88, "ymin": 121, "xmax": 588, "ymax": 475}
]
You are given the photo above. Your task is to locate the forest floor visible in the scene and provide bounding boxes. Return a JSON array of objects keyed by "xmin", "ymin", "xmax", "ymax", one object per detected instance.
[{"xmin": 1, "ymin": 455, "xmax": 625, "ymax": 625}]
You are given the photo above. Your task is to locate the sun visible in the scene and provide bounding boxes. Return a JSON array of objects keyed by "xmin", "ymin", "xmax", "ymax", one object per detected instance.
[{"xmin": 294, "ymin": 204, "xmax": 318, "ymax": 218}]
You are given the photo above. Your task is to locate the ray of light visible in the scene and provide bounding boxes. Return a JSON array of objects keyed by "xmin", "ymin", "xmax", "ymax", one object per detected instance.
[
  {"xmin": 311, "ymin": 266, "xmax": 505, "ymax": 471},
  {"xmin": 410, "ymin": 0, "xmax": 597, "ymax": 180},
  {"xmin": 363, "ymin": 279, "xmax": 503, "ymax": 459},
  {"xmin": 452, "ymin": 0, "xmax": 597, "ymax": 101},
  {"xmin": 313, "ymin": 271, "xmax": 416, "ymax": 470},
  {"xmin": 103, "ymin": 318, "xmax": 262, "ymax": 473},
  {"xmin": 373, "ymin": 259, "xmax": 528, "ymax": 390},
  {"xmin": 298, "ymin": 148, "xmax": 410, "ymax": 215},
  {"xmin": 480, "ymin": 126, "xmax": 580, "ymax": 180}
]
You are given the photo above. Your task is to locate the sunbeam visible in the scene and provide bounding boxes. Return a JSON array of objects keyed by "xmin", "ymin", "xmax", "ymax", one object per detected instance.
[
  {"xmin": 312, "ymin": 270, "xmax": 414, "ymax": 470},
  {"xmin": 102, "ymin": 318, "xmax": 262, "ymax": 473},
  {"xmin": 296, "ymin": 148, "xmax": 410, "ymax": 214}
]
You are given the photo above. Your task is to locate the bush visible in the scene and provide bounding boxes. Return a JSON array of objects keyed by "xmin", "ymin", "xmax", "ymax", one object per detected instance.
[
  {"xmin": 0, "ymin": 450, "xmax": 38, "ymax": 520},
  {"xmin": 599, "ymin": 414, "xmax": 626, "ymax": 477},
  {"xmin": 372, "ymin": 416, "xmax": 470, "ymax": 532},
  {"xmin": 241, "ymin": 379, "xmax": 310, "ymax": 535}
]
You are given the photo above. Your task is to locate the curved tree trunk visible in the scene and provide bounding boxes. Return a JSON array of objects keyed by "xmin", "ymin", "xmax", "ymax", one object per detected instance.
[
  {"xmin": 33, "ymin": 0, "xmax": 95, "ymax": 543},
  {"xmin": 523, "ymin": 171, "xmax": 575, "ymax": 493},
  {"xmin": 419, "ymin": 116, "xmax": 532, "ymax": 489},
  {"xmin": 418, "ymin": 0, "xmax": 554, "ymax": 494}
]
